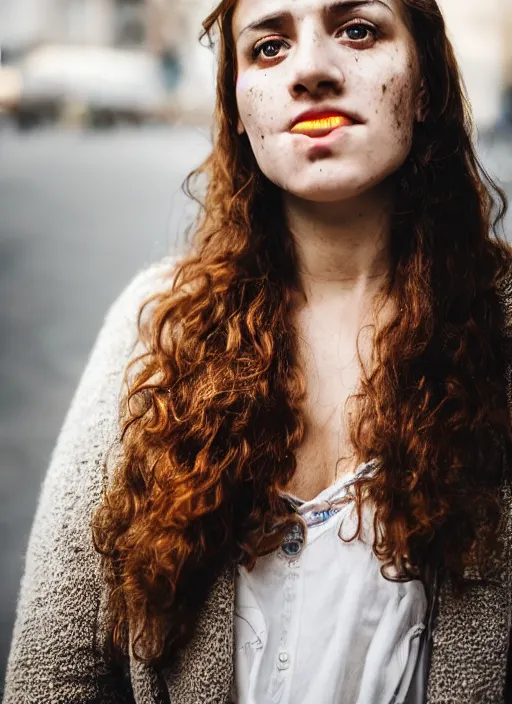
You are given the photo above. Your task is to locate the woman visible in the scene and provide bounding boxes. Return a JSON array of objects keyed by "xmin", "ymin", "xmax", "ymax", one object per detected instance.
[{"xmin": 4, "ymin": 0, "xmax": 512, "ymax": 702}]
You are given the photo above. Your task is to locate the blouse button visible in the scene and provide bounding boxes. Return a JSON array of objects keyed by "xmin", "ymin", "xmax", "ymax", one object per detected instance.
[
  {"xmin": 281, "ymin": 539, "xmax": 302, "ymax": 556},
  {"xmin": 281, "ymin": 523, "xmax": 305, "ymax": 557},
  {"xmin": 277, "ymin": 651, "xmax": 290, "ymax": 670}
]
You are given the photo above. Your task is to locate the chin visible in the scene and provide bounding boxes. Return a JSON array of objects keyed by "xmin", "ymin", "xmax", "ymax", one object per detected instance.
[
  {"xmin": 277, "ymin": 161, "xmax": 401, "ymax": 204},
  {"xmin": 267, "ymin": 159, "xmax": 376, "ymax": 203},
  {"xmin": 281, "ymin": 180, "xmax": 370, "ymax": 204}
]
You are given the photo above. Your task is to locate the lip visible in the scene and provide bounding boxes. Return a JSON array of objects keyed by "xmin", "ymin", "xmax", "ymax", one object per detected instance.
[
  {"xmin": 289, "ymin": 107, "xmax": 363, "ymax": 132},
  {"xmin": 291, "ymin": 119, "xmax": 354, "ymax": 140},
  {"xmin": 299, "ymin": 123, "xmax": 354, "ymax": 147}
]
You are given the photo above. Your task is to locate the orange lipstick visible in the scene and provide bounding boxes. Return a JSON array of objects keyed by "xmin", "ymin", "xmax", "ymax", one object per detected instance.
[{"xmin": 291, "ymin": 114, "xmax": 354, "ymax": 137}]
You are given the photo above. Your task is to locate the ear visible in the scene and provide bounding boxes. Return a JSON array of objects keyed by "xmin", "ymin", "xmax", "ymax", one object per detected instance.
[
  {"xmin": 415, "ymin": 79, "xmax": 429, "ymax": 123},
  {"xmin": 237, "ymin": 116, "xmax": 245, "ymax": 135}
]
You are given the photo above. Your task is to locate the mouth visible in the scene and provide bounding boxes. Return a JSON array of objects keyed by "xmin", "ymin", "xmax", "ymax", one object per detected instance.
[{"xmin": 290, "ymin": 112, "xmax": 357, "ymax": 138}]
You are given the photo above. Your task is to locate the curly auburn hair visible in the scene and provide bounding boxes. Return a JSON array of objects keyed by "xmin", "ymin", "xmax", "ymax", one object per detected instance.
[{"xmin": 92, "ymin": 0, "xmax": 512, "ymax": 667}]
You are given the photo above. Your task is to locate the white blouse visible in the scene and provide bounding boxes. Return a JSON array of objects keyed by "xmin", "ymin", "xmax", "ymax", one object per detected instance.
[{"xmin": 234, "ymin": 460, "xmax": 429, "ymax": 704}]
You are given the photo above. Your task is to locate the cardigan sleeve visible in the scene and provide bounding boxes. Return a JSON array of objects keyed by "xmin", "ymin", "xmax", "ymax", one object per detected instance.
[{"xmin": 2, "ymin": 256, "xmax": 179, "ymax": 704}]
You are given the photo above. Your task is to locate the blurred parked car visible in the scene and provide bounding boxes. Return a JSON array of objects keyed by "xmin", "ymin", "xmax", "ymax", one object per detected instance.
[{"xmin": 13, "ymin": 44, "xmax": 171, "ymax": 129}]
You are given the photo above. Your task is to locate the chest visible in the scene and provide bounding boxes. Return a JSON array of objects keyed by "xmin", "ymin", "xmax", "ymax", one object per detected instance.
[{"xmin": 282, "ymin": 319, "xmax": 374, "ymax": 501}]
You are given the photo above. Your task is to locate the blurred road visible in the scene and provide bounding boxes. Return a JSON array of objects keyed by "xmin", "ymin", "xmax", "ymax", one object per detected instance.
[
  {"xmin": 0, "ymin": 124, "xmax": 211, "ymax": 690},
  {"xmin": 0, "ymin": 124, "xmax": 511, "ymax": 689}
]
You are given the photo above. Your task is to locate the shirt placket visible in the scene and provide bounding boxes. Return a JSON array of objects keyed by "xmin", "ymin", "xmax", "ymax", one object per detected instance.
[{"xmin": 265, "ymin": 525, "xmax": 305, "ymax": 704}]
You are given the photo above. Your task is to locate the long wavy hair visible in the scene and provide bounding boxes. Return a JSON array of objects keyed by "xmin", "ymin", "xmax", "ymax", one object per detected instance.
[{"xmin": 93, "ymin": 0, "xmax": 512, "ymax": 666}]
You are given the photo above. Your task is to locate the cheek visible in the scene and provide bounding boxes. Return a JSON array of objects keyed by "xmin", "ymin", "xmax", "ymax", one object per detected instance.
[
  {"xmin": 236, "ymin": 72, "xmax": 253, "ymax": 95},
  {"xmin": 375, "ymin": 71, "xmax": 417, "ymax": 149},
  {"xmin": 235, "ymin": 73, "xmax": 261, "ymax": 127},
  {"xmin": 236, "ymin": 71, "xmax": 277, "ymax": 139}
]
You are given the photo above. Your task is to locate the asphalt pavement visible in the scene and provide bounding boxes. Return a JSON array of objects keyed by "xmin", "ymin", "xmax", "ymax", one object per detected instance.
[{"xmin": 0, "ymin": 123, "xmax": 511, "ymax": 690}]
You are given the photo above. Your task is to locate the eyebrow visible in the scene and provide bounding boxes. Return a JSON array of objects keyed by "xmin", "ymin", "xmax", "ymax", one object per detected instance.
[{"xmin": 237, "ymin": 0, "xmax": 394, "ymax": 38}]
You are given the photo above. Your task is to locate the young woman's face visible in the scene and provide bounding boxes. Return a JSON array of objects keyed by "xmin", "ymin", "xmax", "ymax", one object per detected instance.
[{"xmin": 232, "ymin": 0, "xmax": 424, "ymax": 203}]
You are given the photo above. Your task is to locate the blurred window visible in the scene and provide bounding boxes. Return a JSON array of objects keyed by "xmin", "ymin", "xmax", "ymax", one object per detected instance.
[{"xmin": 115, "ymin": 0, "xmax": 146, "ymax": 47}]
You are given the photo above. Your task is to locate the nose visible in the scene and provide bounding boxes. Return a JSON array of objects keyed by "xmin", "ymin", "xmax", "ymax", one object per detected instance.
[{"xmin": 288, "ymin": 27, "xmax": 345, "ymax": 99}]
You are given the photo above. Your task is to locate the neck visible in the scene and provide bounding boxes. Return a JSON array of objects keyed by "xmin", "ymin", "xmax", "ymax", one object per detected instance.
[{"xmin": 283, "ymin": 182, "xmax": 394, "ymax": 309}]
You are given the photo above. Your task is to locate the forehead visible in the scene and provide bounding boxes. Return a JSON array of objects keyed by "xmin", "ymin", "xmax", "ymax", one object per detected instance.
[{"xmin": 232, "ymin": 0, "xmax": 404, "ymax": 37}]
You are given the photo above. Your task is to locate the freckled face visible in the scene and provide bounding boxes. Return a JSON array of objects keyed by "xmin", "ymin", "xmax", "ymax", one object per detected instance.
[{"xmin": 232, "ymin": 0, "xmax": 424, "ymax": 203}]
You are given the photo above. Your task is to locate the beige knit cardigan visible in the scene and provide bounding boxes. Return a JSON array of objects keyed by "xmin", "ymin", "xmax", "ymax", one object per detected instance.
[{"xmin": 3, "ymin": 255, "xmax": 512, "ymax": 704}]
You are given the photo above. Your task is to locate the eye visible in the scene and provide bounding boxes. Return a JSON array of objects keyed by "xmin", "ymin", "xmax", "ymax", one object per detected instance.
[
  {"xmin": 339, "ymin": 21, "xmax": 378, "ymax": 43},
  {"xmin": 252, "ymin": 38, "xmax": 288, "ymax": 60}
]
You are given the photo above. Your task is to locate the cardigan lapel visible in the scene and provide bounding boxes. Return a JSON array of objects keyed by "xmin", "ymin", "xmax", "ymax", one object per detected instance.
[
  {"xmin": 426, "ymin": 278, "xmax": 512, "ymax": 702},
  {"xmin": 127, "ymin": 564, "xmax": 236, "ymax": 704},
  {"xmin": 426, "ymin": 476, "xmax": 512, "ymax": 703},
  {"xmin": 162, "ymin": 563, "xmax": 236, "ymax": 704}
]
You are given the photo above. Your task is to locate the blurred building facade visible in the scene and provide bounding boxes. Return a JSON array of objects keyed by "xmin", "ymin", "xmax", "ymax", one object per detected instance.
[
  {"xmin": 0, "ymin": 0, "xmax": 511, "ymax": 127},
  {"xmin": 0, "ymin": 0, "xmax": 151, "ymax": 50}
]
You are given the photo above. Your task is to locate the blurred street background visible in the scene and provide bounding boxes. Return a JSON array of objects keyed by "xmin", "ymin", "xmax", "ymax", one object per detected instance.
[{"xmin": 0, "ymin": 0, "xmax": 511, "ymax": 692}]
